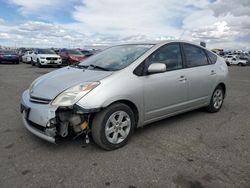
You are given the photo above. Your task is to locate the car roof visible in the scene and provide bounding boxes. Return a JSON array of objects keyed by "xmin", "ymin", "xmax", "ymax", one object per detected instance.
[{"xmin": 117, "ymin": 40, "xmax": 207, "ymax": 49}]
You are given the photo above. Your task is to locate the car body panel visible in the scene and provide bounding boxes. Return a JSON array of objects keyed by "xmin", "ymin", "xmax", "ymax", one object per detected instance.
[{"xmin": 30, "ymin": 67, "xmax": 113, "ymax": 100}]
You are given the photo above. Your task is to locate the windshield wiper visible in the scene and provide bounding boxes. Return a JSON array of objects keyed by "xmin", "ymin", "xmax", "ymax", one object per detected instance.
[
  {"xmin": 70, "ymin": 64, "xmax": 110, "ymax": 71},
  {"xmin": 87, "ymin": 64, "xmax": 110, "ymax": 71},
  {"xmin": 70, "ymin": 64, "xmax": 87, "ymax": 69}
]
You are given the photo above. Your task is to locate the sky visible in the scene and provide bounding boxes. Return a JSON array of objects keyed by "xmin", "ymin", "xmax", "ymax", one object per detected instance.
[{"xmin": 0, "ymin": 0, "xmax": 249, "ymax": 50}]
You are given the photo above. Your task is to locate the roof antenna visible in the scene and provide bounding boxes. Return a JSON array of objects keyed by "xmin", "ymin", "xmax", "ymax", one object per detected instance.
[
  {"xmin": 179, "ymin": 29, "xmax": 186, "ymax": 40},
  {"xmin": 200, "ymin": 41, "xmax": 206, "ymax": 48}
]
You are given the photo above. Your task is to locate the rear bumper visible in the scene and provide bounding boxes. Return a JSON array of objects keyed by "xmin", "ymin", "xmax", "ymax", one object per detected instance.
[{"xmin": 21, "ymin": 90, "xmax": 57, "ymax": 143}]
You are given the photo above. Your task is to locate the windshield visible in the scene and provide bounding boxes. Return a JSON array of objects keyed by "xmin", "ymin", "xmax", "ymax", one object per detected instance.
[
  {"xmin": 3, "ymin": 50, "xmax": 17, "ymax": 55},
  {"xmin": 37, "ymin": 49, "xmax": 56, "ymax": 54},
  {"xmin": 78, "ymin": 44, "xmax": 153, "ymax": 71},
  {"xmin": 67, "ymin": 49, "xmax": 83, "ymax": 55}
]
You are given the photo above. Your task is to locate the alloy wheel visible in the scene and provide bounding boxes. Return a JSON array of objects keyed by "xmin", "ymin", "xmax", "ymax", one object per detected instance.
[{"xmin": 105, "ymin": 111, "xmax": 131, "ymax": 144}]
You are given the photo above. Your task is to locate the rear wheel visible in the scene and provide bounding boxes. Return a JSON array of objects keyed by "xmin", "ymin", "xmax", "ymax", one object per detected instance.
[
  {"xmin": 206, "ymin": 86, "xmax": 224, "ymax": 113},
  {"xmin": 91, "ymin": 103, "xmax": 135, "ymax": 150}
]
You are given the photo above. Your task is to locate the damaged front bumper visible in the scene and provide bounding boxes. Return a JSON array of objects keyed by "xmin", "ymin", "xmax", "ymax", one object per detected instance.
[
  {"xmin": 20, "ymin": 90, "xmax": 100, "ymax": 143},
  {"xmin": 21, "ymin": 90, "xmax": 58, "ymax": 143}
]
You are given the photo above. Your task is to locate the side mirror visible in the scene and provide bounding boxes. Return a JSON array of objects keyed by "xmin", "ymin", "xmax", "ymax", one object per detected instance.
[{"xmin": 147, "ymin": 63, "xmax": 166, "ymax": 74}]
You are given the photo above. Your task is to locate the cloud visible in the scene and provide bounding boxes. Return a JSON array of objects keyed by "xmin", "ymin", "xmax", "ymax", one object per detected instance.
[
  {"xmin": 0, "ymin": 0, "xmax": 249, "ymax": 49},
  {"xmin": 210, "ymin": 0, "xmax": 250, "ymax": 17}
]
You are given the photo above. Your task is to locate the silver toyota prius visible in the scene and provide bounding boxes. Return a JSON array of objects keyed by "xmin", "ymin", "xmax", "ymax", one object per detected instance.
[{"xmin": 21, "ymin": 41, "xmax": 228, "ymax": 150}]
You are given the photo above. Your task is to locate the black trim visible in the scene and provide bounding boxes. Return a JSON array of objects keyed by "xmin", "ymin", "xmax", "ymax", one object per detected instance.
[
  {"xmin": 29, "ymin": 96, "xmax": 51, "ymax": 104},
  {"xmin": 73, "ymin": 104, "xmax": 101, "ymax": 114},
  {"xmin": 26, "ymin": 118, "xmax": 46, "ymax": 132}
]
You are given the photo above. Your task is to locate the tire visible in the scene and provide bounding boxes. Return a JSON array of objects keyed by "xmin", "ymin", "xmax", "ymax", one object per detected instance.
[
  {"xmin": 37, "ymin": 59, "xmax": 42, "ymax": 68},
  {"xmin": 206, "ymin": 85, "xmax": 224, "ymax": 113},
  {"xmin": 238, "ymin": 63, "xmax": 243, "ymax": 66},
  {"xmin": 91, "ymin": 103, "xmax": 136, "ymax": 150},
  {"xmin": 31, "ymin": 58, "xmax": 35, "ymax": 66}
]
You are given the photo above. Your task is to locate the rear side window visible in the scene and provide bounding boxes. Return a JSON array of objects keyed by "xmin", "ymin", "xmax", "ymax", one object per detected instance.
[
  {"xmin": 145, "ymin": 43, "xmax": 183, "ymax": 71},
  {"xmin": 206, "ymin": 50, "xmax": 217, "ymax": 64},
  {"xmin": 183, "ymin": 44, "xmax": 208, "ymax": 67}
]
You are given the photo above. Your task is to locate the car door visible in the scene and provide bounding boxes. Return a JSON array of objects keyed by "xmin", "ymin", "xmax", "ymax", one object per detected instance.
[
  {"xmin": 142, "ymin": 43, "xmax": 188, "ymax": 121},
  {"xmin": 182, "ymin": 43, "xmax": 216, "ymax": 107}
]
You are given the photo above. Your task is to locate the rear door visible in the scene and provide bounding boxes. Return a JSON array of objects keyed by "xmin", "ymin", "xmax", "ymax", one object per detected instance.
[{"xmin": 182, "ymin": 43, "xmax": 217, "ymax": 107}]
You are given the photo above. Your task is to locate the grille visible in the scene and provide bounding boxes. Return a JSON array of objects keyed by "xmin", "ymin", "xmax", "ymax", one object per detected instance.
[
  {"xmin": 26, "ymin": 118, "xmax": 46, "ymax": 132},
  {"xmin": 30, "ymin": 96, "xmax": 51, "ymax": 104},
  {"xmin": 46, "ymin": 57, "xmax": 58, "ymax": 60}
]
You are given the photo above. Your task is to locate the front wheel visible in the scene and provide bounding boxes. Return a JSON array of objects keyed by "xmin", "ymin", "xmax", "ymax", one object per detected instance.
[
  {"xmin": 31, "ymin": 58, "xmax": 35, "ymax": 66},
  {"xmin": 91, "ymin": 103, "xmax": 135, "ymax": 150},
  {"xmin": 206, "ymin": 86, "xmax": 224, "ymax": 113},
  {"xmin": 37, "ymin": 59, "xmax": 42, "ymax": 68}
]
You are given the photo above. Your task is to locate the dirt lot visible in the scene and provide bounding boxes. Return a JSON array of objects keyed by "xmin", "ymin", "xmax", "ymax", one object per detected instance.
[{"xmin": 0, "ymin": 63, "xmax": 250, "ymax": 188}]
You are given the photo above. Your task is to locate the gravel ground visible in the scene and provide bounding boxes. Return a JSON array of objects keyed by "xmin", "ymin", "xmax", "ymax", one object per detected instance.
[{"xmin": 0, "ymin": 63, "xmax": 250, "ymax": 188}]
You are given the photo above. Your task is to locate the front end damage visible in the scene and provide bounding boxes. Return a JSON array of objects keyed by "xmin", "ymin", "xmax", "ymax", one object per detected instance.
[
  {"xmin": 21, "ymin": 90, "xmax": 100, "ymax": 143},
  {"xmin": 53, "ymin": 105, "xmax": 100, "ymax": 142}
]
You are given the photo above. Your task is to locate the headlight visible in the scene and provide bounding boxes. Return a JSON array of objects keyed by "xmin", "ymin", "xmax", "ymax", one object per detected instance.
[
  {"xmin": 29, "ymin": 81, "xmax": 36, "ymax": 94},
  {"xmin": 40, "ymin": 57, "xmax": 45, "ymax": 59},
  {"xmin": 52, "ymin": 82, "xmax": 99, "ymax": 106}
]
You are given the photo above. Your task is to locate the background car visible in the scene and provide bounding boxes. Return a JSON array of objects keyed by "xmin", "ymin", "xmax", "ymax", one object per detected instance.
[
  {"xmin": 31, "ymin": 49, "xmax": 62, "ymax": 67},
  {"xmin": 58, "ymin": 49, "xmax": 86, "ymax": 65},
  {"xmin": 80, "ymin": 49, "xmax": 94, "ymax": 57},
  {"xmin": 224, "ymin": 55, "xmax": 248, "ymax": 66},
  {"xmin": 0, "ymin": 50, "xmax": 19, "ymax": 64},
  {"xmin": 22, "ymin": 50, "xmax": 33, "ymax": 63},
  {"xmin": 18, "ymin": 48, "xmax": 29, "ymax": 63}
]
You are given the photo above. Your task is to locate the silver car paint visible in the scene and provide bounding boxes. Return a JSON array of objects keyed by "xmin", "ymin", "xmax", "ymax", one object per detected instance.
[
  {"xmin": 76, "ymin": 41, "xmax": 228, "ymax": 127},
  {"xmin": 30, "ymin": 67, "xmax": 113, "ymax": 100},
  {"xmin": 21, "ymin": 41, "xmax": 228, "ymax": 141}
]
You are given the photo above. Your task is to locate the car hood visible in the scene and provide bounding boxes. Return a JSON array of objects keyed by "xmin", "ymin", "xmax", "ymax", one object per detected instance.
[{"xmin": 30, "ymin": 66, "xmax": 113, "ymax": 100}]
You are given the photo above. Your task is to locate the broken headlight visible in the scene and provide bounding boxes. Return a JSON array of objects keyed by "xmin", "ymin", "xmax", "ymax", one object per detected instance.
[{"xmin": 51, "ymin": 82, "xmax": 99, "ymax": 107}]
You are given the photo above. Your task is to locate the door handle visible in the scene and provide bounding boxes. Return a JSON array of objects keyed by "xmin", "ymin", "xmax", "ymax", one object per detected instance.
[
  {"xmin": 211, "ymin": 70, "xmax": 216, "ymax": 75},
  {"xmin": 179, "ymin": 76, "xmax": 187, "ymax": 81}
]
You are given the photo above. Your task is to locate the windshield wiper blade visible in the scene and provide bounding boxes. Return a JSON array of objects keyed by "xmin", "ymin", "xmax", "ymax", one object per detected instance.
[
  {"xmin": 87, "ymin": 64, "xmax": 110, "ymax": 71},
  {"xmin": 70, "ymin": 64, "xmax": 87, "ymax": 69}
]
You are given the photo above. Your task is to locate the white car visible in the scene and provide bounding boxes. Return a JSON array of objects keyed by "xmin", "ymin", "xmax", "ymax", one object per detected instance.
[
  {"xmin": 31, "ymin": 49, "xmax": 62, "ymax": 67},
  {"xmin": 224, "ymin": 55, "xmax": 247, "ymax": 66},
  {"xmin": 22, "ymin": 51, "xmax": 33, "ymax": 63}
]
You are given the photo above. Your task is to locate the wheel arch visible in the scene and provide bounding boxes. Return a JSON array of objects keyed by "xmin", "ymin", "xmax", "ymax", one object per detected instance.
[
  {"xmin": 217, "ymin": 82, "xmax": 226, "ymax": 97},
  {"xmin": 108, "ymin": 100, "xmax": 139, "ymax": 127}
]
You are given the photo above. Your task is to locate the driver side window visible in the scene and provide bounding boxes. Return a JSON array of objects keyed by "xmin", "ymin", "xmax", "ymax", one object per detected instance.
[{"xmin": 145, "ymin": 43, "xmax": 183, "ymax": 71}]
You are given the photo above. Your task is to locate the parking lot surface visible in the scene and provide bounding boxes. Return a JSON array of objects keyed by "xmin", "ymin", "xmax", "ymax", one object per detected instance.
[{"xmin": 0, "ymin": 63, "xmax": 250, "ymax": 188}]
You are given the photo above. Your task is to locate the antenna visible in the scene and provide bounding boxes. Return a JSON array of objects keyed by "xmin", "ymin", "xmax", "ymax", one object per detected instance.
[{"xmin": 179, "ymin": 29, "xmax": 186, "ymax": 40}]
